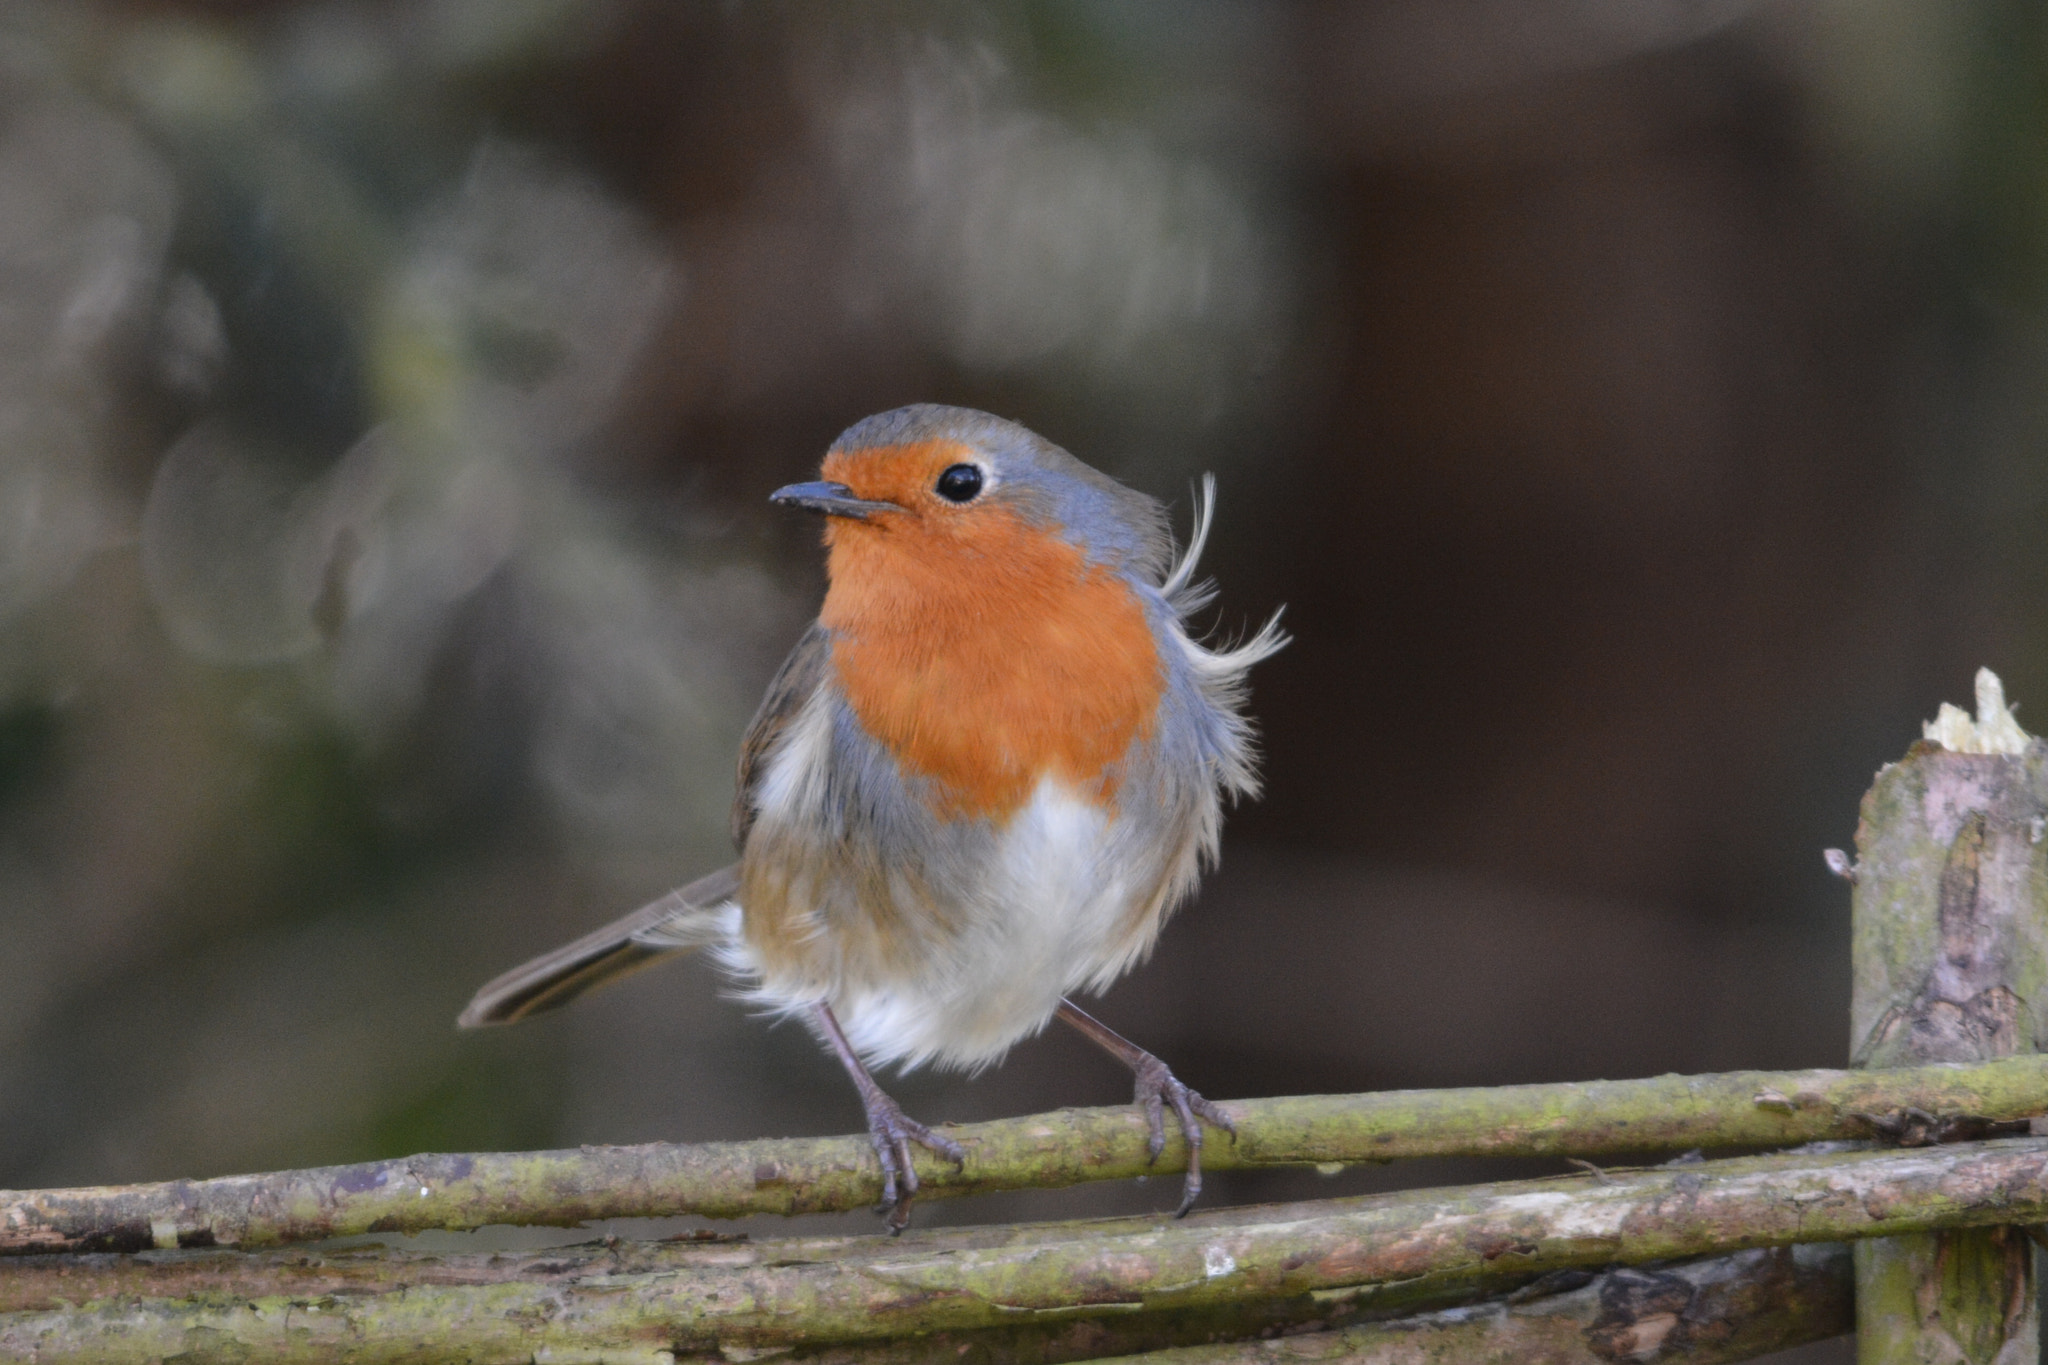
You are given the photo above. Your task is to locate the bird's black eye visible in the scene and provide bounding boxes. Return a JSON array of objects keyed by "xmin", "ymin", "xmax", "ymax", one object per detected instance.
[{"xmin": 934, "ymin": 464, "xmax": 984, "ymax": 503}]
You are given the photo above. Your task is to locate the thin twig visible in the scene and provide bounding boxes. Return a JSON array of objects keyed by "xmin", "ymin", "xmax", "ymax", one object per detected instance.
[{"xmin": 7, "ymin": 1054, "xmax": 2048, "ymax": 1254}]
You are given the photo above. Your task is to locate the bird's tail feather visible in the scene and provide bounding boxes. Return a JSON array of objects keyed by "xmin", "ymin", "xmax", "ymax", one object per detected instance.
[{"xmin": 456, "ymin": 863, "xmax": 740, "ymax": 1027}]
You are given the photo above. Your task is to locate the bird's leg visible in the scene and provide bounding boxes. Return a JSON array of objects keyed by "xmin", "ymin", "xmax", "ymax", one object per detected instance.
[
  {"xmin": 1056, "ymin": 999, "xmax": 1234, "ymax": 1216},
  {"xmin": 812, "ymin": 1002, "xmax": 964, "ymax": 1231}
]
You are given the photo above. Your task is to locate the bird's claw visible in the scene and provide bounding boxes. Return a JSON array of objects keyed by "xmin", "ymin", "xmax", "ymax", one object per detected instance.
[
  {"xmin": 859, "ymin": 1090, "xmax": 965, "ymax": 1232},
  {"xmin": 1131, "ymin": 1052, "xmax": 1235, "ymax": 1217}
]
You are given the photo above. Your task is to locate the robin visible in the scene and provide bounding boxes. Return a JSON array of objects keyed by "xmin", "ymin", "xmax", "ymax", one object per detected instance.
[{"xmin": 460, "ymin": 405, "xmax": 1285, "ymax": 1227}]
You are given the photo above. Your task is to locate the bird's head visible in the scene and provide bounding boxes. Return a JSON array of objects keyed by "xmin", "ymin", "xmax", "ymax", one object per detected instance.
[{"xmin": 772, "ymin": 405, "xmax": 1170, "ymax": 584}]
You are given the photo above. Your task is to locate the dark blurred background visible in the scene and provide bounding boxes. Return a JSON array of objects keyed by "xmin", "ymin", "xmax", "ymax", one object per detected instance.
[{"xmin": 0, "ymin": 3, "xmax": 2039, "ymax": 1347}]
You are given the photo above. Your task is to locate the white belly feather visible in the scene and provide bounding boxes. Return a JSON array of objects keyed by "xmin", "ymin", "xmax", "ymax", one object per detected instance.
[
  {"xmin": 838, "ymin": 778, "xmax": 1136, "ymax": 1067},
  {"xmin": 722, "ymin": 772, "xmax": 1152, "ymax": 1071}
]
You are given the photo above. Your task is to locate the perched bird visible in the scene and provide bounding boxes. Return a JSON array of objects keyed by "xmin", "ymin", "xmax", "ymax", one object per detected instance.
[{"xmin": 460, "ymin": 405, "xmax": 1284, "ymax": 1227}]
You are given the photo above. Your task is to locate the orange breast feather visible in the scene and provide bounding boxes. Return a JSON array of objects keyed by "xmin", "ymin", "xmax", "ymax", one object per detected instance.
[{"xmin": 819, "ymin": 470, "xmax": 1164, "ymax": 821}]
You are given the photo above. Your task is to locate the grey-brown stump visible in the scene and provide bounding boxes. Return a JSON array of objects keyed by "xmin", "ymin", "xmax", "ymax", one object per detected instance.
[{"xmin": 1845, "ymin": 669, "xmax": 2048, "ymax": 1365}]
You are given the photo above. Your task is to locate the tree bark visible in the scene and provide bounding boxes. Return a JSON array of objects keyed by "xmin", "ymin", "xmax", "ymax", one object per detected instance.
[
  {"xmin": 1849, "ymin": 671, "xmax": 2048, "ymax": 1365},
  {"xmin": 1088, "ymin": 1245, "xmax": 1853, "ymax": 1365},
  {"xmin": 9, "ymin": 1053, "xmax": 2048, "ymax": 1254}
]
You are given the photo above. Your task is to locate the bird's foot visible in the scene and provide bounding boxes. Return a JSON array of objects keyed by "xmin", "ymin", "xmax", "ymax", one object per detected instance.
[
  {"xmin": 1130, "ymin": 1050, "xmax": 1236, "ymax": 1217},
  {"xmin": 858, "ymin": 1088, "xmax": 965, "ymax": 1232}
]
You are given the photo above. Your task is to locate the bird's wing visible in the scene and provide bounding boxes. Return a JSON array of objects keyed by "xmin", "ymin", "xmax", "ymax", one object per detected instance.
[
  {"xmin": 456, "ymin": 864, "xmax": 740, "ymax": 1027},
  {"xmin": 731, "ymin": 622, "xmax": 832, "ymax": 849}
]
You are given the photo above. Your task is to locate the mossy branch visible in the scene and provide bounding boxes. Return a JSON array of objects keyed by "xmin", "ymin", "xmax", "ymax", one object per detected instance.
[
  {"xmin": 1099, "ymin": 1243, "xmax": 1854, "ymax": 1365},
  {"xmin": 7, "ymin": 1055, "xmax": 2048, "ymax": 1255},
  {"xmin": 4, "ymin": 1136, "xmax": 2044, "ymax": 1364}
]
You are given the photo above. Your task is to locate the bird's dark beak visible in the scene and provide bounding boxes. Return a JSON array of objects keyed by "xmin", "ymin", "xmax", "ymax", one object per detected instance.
[{"xmin": 770, "ymin": 481, "xmax": 898, "ymax": 520}]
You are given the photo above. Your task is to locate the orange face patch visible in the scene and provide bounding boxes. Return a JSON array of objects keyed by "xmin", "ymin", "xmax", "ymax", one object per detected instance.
[
  {"xmin": 817, "ymin": 442, "xmax": 1164, "ymax": 821},
  {"xmin": 821, "ymin": 440, "xmax": 980, "ymax": 520}
]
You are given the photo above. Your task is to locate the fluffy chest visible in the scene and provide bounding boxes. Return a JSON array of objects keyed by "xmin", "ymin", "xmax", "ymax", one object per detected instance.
[
  {"xmin": 819, "ymin": 510, "xmax": 1166, "ymax": 820},
  {"xmin": 740, "ymin": 753, "xmax": 1162, "ymax": 1068}
]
